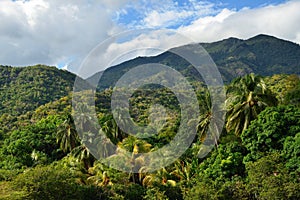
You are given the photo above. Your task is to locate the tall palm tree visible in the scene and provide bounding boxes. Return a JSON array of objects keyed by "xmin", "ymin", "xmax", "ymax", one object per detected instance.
[
  {"xmin": 117, "ymin": 136, "xmax": 152, "ymax": 184},
  {"xmin": 56, "ymin": 114, "xmax": 79, "ymax": 153},
  {"xmin": 102, "ymin": 118, "xmax": 127, "ymax": 144},
  {"xmin": 71, "ymin": 143, "xmax": 95, "ymax": 170},
  {"xmin": 226, "ymin": 73, "xmax": 278, "ymax": 136},
  {"xmin": 190, "ymin": 89, "xmax": 224, "ymax": 149},
  {"xmin": 197, "ymin": 90, "xmax": 222, "ymax": 146}
]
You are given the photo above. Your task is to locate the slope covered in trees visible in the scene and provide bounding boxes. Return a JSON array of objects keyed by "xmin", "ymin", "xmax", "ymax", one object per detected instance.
[
  {"xmin": 0, "ymin": 70, "xmax": 299, "ymax": 199},
  {"xmin": 0, "ymin": 34, "xmax": 300, "ymax": 199},
  {"xmin": 0, "ymin": 65, "xmax": 76, "ymax": 116},
  {"xmin": 88, "ymin": 34, "xmax": 300, "ymax": 90}
]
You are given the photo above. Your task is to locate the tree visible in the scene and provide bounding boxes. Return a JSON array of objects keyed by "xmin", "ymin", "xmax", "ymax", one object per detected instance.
[
  {"xmin": 102, "ymin": 118, "xmax": 126, "ymax": 144},
  {"xmin": 246, "ymin": 152, "xmax": 300, "ymax": 199},
  {"xmin": 71, "ymin": 144, "xmax": 95, "ymax": 170},
  {"xmin": 226, "ymin": 73, "xmax": 277, "ymax": 136},
  {"xmin": 56, "ymin": 114, "xmax": 79, "ymax": 153},
  {"xmin": 118, "ymin": 136, "xmax": 152, "ymax": 184},
  {"xmin": 242, "ymin": 105, "xmax": 300, "ymax": 162},
  {"xmin": 10, "ymin": 164, "xmax": 102, "ymax": 200},
  {"xmin": 283, "ymin": 132, "xmax": 300, "ymax": 174},
  {"xmin": 0, "ymin": 115, "xmax": 62, "ymax": 169},
  {"xmin": 196, "ymin": 90, "xmax": 224, "ymax": 147}
]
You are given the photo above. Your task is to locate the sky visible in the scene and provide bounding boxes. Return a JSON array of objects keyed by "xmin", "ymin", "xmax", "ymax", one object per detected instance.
[{"xmin": 0, "ymin": 0, "xmax": 299, "ymax": 78}]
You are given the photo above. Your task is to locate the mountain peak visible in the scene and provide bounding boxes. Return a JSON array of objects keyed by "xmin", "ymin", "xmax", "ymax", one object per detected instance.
[
  {"xmin": 246, "ymin": 34, "xmax": 298, "ymax": 45},
  {"xmin": 249, "ymin": 34, "xmax": 276, "ymax": 39}
]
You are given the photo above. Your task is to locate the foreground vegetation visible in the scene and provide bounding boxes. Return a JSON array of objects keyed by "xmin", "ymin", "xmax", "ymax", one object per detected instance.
[{"xmin": 0, "ymin": 71, "xmax": 299, "ymax": 199}]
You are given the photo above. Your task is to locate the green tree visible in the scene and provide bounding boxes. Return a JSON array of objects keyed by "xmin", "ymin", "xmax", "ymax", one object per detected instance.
[
  {"xmin": 246, "ymin": 153, "xmax": 300, "ymax": 199},
  {"xmin": 282, "ymin": 132, "xmax": 300, "ymax": 174},
  {"xmin": 242, "ymin": 105, "xmax": 300, "ymax": 162},
  {"xmin": 118, "ymin": 136, "xmax": 152, "ymax": 184},
  {"xmin": 226, "ymin": 73, "xmax": 277, "ymax": 136},
  {"xmin": 10, "ymin": 164, "xmax": 102, "ymax": 200},
  {"xmin": 56, "ymin": 114, "xmax": 79, "ymax": 153},
  {"xmin": 71, "ymin": 144, "xmax": 95, "ymax": 170},
  {"xmin": 0, "ymin": 115, "xmax": 62, "ymax": 169}
]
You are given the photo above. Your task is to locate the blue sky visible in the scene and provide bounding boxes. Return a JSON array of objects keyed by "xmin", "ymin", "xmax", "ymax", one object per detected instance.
[
  {"xmin": 209, "ymin": 0, "xmax": 285, "ymax": 9},
  {"xmin": 116, "ymin": 0, "xmax": 287, "ymax": 29},
  {"xmin": 0, "ymin": 0, "xmax": 298, "ymax": 77}
]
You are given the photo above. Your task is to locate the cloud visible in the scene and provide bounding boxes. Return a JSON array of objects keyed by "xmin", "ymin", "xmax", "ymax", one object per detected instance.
[
  {"xmin": 0, "ymin": 0, "xmax": 128, "ymax": 72},
  {"xmin": 121, "ymin": 0, "xmax": 219, "ymax": 28},
  {"xmin": 1, "ymin": 0, "xmax": 299, "ymax": 78},
  {"xmin": 178, "ymin": 0, "xmax": 300, "ymax": 43},
  {"xmin": 77, "ymin": 29, "xmax": 194, "ymax": 78},
  {"xmin": 71, "ymin": 0, "xmax": 300, "ymax": 78}
]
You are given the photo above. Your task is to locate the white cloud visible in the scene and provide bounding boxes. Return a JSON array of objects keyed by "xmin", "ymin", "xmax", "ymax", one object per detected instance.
[
  {"xmin": 178, "ymin": 0, "xmax": 300, "ymax": 43},
  {"xmin": 143, "ymin": 10, "xmax": 193, "ymax": 27},
  {"xmin": 1, "ymin": 0, "xmax": 300, "ymax": 78},
  {"xmin": 122, "ymin": 0, "xmax": 219, "ymax": 28},
  {"xmin": 0, "ymin": 0, "xmax": 128, "ymax": 73},
  {"xmin": 77, "ymin": 29, "xmax": 194, "ymax": 78},
  {"xmin": 74, "ymin": 0, "xmax": 300, "ymax": 78}
]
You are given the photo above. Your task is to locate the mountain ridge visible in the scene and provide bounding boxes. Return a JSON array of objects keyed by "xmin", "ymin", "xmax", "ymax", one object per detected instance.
[{"xmin": 87, "ymin": 34, "xmax": 300, "ymax": 90}]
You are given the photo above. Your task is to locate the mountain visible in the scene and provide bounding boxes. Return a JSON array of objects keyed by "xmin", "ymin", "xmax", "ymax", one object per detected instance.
[
  {"xmin": 202, "ymin": 34, "xmax": 300, "ymax": 78},
  {"xmin": 1, "ymin": 34, "xmax": 299, "ymax": 115},
  {"xmin": 0, "ymin": 65, "xmax": 76, "ymax": 116},
  {"xmin": 88, "ymin": 34, "xmax": 300, "ymax": 90}
]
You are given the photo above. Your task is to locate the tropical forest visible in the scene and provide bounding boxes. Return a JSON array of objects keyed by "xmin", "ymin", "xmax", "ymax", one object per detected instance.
[{"xmin": 0, "ymin": 35, "xmax": 299, "ymax": 200}]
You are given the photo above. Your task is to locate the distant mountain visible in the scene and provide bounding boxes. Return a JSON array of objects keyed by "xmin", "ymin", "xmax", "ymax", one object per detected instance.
[
  {"xmin": 88, "ymin": 34, "xmax": 300, "ymax": 90},
  {"xmin": 0, "ymin": 65, "xmax": 76, "ymax": 116},
  {"xmin": 202, "ymin": 34, "xmax": 300, "ymax": 79}
]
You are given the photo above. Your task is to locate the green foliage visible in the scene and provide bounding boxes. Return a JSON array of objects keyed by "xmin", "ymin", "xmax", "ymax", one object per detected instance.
[
  {"xmin": 285, "ymin": 80, "xmax": 300, "ymax": 107},
  {"xmin": 242, "ymin": 105, "xmax": 300, "ymax": 162},
  {"xmin": 246, "ymin": 153, "xmax": 300, "ymax": 199},
  {"xmin": 226, "ymin": 73, "xmax": 277, "ymax": 136},
  {"xmin": 10, "ymin": 164, "xmax": 103, "ymax": 200},
  {"xmin": 282, "ymin": 132, "xmax": 300, "ymax": 173},
  {"xmin": 198, "ymin": 139, "xmax": 247, "ymax": 180},
  {"xmin": 143, "ymin": 187, "xmax": 170, "ymax": 200},
  {"xmin": 103, "ymin": 183, "xmax": 146, "ymax": 200},
  {"xmin": 0, "ymin": 115, "xmax": 64, "ymax": 169},
  {"xmin": 0, "ymin": 65, "xmax": 75, "ymax": 116},
  {"xmin": 265, "ymin": 74, "xmax": 300, "ymax": 105},
  {"xmin": 0, "ymin": 61, "xmax": 300, "ymax": 199}
]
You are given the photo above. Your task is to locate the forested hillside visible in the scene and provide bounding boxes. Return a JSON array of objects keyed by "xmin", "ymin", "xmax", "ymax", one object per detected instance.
[
  {"xmin": 0, "ymin": 35, "xmax": 299, "ymax": 199},
  {"xmin": 0, "ymin": 65, "xmax": 75, "ymax": 116},
  {"xmin": 88, "ymin": 34, "xmax": 300, "ymax": 90},
  {"xmin": 0, "ymin": 71, "xmax": 299, "ymax": 199}
]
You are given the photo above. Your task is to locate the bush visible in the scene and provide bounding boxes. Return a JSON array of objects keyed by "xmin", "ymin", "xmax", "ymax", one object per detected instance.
[{"xmin": 11, "ymin": 165, "xmax": 103, "ymax": 200}]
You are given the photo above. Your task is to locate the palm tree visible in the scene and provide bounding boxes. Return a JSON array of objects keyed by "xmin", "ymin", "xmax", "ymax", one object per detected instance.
[
  {"xmin": 226, "ymin": 73, "xmax": 278, "ymax": 136},
  {"xmin": 87, "ymin": 162, "xmax": 113, "ymax": 186},
  {"xmin": 74, "ymin": 102, "xmax": 98, "ymax": 134},
  {"xmin": 189, "ymin": 90, "xmax": 224, "ymax": 149},
  {"xmin": 71, "ymin": 143, "xmax": 95, "ymax": 170},
  {"xmin": 171, "ymin": 159, "xmax": 200, "ymax": 184},
  {"xmin": 102, "ymin": 118, "xmax": 127, "ymax": 144},
  {"xmin": 117, "ymin": 136, "xmax": 152, "ymax": 184},
  {"xmin": 95, "ymin": 130, "xmax": 117, "ymax": 158},
  {"xmin": 56, "ymin": 114, "xmax": 79, "ymax": 153},
  {"xmin": 141, "ymin": 167, "xmax": 176, "ymax": 187},
  {"xmin": 197, "ymin": 90, "xmax": 218, "ymax": 145}
]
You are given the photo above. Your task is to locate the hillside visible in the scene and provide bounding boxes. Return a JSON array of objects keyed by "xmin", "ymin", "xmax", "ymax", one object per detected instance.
[
  {"xmin": 0, "ymin": 38, "xmax": 300, "ymax": 198},
  {"xmin": 88, "ymin": 34, "xmax": 300, "ymax": 90},
  {"xmin": 0, "ymin": 72, "xmax": 299, "ymax": 199},
  {"xmin": 0, "ymin": 65, "xmax": 76, "ymax": 116}
]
